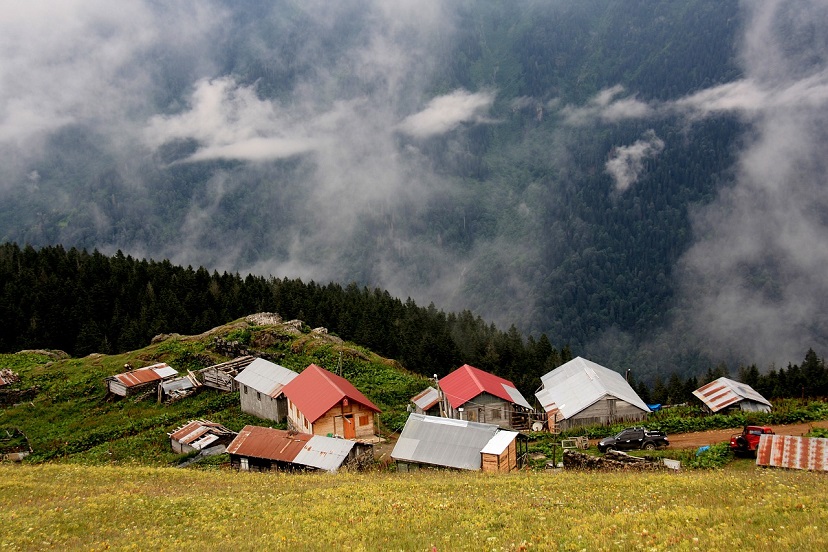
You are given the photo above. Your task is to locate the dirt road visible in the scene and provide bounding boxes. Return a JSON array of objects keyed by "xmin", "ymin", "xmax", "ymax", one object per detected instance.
[{"xmin": 664, "ymin": 420, "xmax": 828, "ymax": 450}]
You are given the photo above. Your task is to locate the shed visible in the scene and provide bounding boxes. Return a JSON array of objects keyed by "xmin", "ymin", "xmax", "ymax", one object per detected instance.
[
  {"xmin": 226, "ymin": 425, "xmax": 372, "ymax": 472},
  {"xmin": 410, "ymin": 386, "xmax": 441, "ymax": 416},
  {"xmin": 168, "ymin": 420, "xmax": 237, "ymax": 454},
  {"xmin": 692, "ymin": 377, "xmax": 772, "ymax": 413},
  {"xmin": 105, "ymin": 363, "xmax": 178, "ymax": 397},
  {"xmin": 234, "ymin": 358, "xmax": 299, "ymax": 423},
  {"xmin": 392, "ymin": 413, "xmax": 522, "ymax": 472},
  {"xmin": 282, "ymin": 364, "xmax": 380, "ymax": 440},
  {"xmin": 200, "ymin": 355, "xmax": 256, "ymax": 391},
  {"xmin": 535, "ymin": 357, "xmax": 650, "ymax": 432},
  {"xmin": 434, "ymin": 364, "xmax": 534, "ymax": 430}
]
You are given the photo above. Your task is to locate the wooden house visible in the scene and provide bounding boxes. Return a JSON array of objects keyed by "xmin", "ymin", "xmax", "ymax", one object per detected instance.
[
  {"xmin": 168, "ymin": 420, "xmax": 237, "ymax": 454},
  {"xmin": 480, "ymin": 430, "xmax": 521, "ymax": 473},
  {"xmin": 226, "ymin": 425, "xmax": 373, "ymax": 472},
  {"xmin": 199, "ymin": 356, "xmax": 256, "ymax": 391},
  {"xmin": 410, "ymin": 386, "xmax": 441, "ymax": 416},
  {"xmin": 535, "ymin": 357, "xmax": 650, "ymax": 433},
  {"xmin": 105, "ymin": 363, "xmax": 178, "ymax": 397},
  {"xmin": 692, "ymin": 377, "xmax": 772, "ymax": 413},
  {"xmin": 433, "ymin": 364, "xmax": 533, "ymax": 430},
  {"xmin": 282, "ymin": 364, "xmax": 380, "ymax": 440},
  {"xmin": 234, "ymin": 358, "xmax": 299, "ymax": 423}
]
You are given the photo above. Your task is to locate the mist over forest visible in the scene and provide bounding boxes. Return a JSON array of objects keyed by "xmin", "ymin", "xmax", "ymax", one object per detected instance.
[{"xmin": 3, "ymin": 1, "xmax": 828, "ymax": 380}]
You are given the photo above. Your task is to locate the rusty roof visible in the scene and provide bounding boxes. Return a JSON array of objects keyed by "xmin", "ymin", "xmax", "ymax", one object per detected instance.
[
  {"xmin": 169, "ymin": 420, "xmax": 235, "ymax": 445},
  {"xmin": 282, "ymin": 364, "xmax": 380, "ymax": 423},
  {"xmin": 692, "ymin": 377, "xmax": 771, "ymax": 413},
  {"xmin": 113, "ymin": 363, "xmax": 177, "ymax": 388},
  {"xmin": 756, "ymin": 434, "xmax": 828, "ymax": 472},
  {"xmin": 411, "ymin": 386, "xmax": 440, "ymax": 411},
  {"xmin": 227, "ymin": 425, "xmax": 313, "ymax": 462}
]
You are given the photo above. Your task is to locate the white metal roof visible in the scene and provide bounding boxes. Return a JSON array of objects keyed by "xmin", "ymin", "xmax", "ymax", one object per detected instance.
[
  {"xmin": 391, "ymin": 413, "xmax": 499, "ymax": 470},
  {"xmin": 411, "ymin": 386, "xmax": 440, "ymax": 410},
  {"xmin": 234, "ymin": 358, "xmax": 298, "ymax": 397},
  {"xmin": 293, "ymin": 435, "xmax": 356, "ymax": 472},
  {"xmin": 152, "ymin": 365, "xmax": 179, "ymax": 379},
  {"xmin": 535, "ymin": 357, "xmax": 650, "ymax": 419},
  {"xmin": 502, "ymin": 384, "xmax": 532, "ymax": 409},
  {"xmin": 480, "ymin": 430, "xmax": 519, "ymax": 455},
  {"xmin": 692, "ymin": 377, "xmax": 772, "ymax": 413}
]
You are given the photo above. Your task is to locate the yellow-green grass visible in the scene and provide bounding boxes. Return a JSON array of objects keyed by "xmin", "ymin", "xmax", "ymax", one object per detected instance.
[{"xmin": 2, "ymin": 464, "xmax": 826, "ymax": 551}]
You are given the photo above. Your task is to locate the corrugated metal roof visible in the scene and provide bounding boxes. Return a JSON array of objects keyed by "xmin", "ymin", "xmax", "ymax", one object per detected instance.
[
  {"xmin": 169, "ymin": 420, "xmax": 236, "ymax": 448},
  {"xmin": 282, "ymin": 364, "xmax": 380, "ymax": 423},
  {"xmin": 160, "ymin": 376, "xmax": 195, "ymax": 393},
  {"xmin": 439, "ymin": 364, "xmax": 532, "ymax": 410},
  {"xmin": 535, "ymin": 357, "xmax": 649, "ymax": 419},
  {"xmin": 411, "ymin": 386, "xmax": 440, "ymax": 411},
  {"xmin": 294, "ymin": 435, "xmax": 357, "ymax": 472},
  {"xmin": 692, "ymin": 377, "xmax": 772, "ymax": 413},
  {"xmin": 226, "ymin": 425, "xmax": 355, "ymax": 472},
  {"xmin": 756, "ymin": 434, "xmax": 828, "ymax": 471},
  {"xmin": 480, "ymin": 430, "xmax": 519, "ymax": 455},
  {"xmin": 114, "ymin": 363, "xmax": 177, "ymax": 387},
  {"xmin": 234, "ymin": 358, "xmax": 299, "ymax": 398},
  {"xmin": 390, "ymin": 413, "xmax": 499, "ymax": 470},
  {"xmin": 227, "ymin": 425, "xmax": 312, "ymax": 461}
]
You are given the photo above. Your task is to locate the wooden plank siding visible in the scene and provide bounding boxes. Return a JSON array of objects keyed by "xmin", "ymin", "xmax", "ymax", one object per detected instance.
[
  {"xmin": 287, "ymin": 399, "xmax": 376, "ymax": 439},
  {"xmin": 558, "ymin": 395, "xmax": 647, "ymax": 431},
  {"xmin": 481, "ymin": 439, "xmax": 518, "ymax": 473},
  {"xmin": 444, "ymin": 392, "xmax": 516, "ymax": 429}
]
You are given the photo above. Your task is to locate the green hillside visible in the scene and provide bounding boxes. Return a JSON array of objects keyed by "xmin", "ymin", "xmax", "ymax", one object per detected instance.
[{"xmin": 0, "ymin": 316, "xmax": 428, "ymax": 466}]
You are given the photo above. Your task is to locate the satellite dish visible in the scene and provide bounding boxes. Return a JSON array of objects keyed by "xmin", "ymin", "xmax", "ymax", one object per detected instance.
[{"xmin": 532, "ymin": 421, "xmax": 544, "ymax": 432}]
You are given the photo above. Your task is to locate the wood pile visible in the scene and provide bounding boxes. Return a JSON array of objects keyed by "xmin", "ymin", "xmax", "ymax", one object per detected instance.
[{"xmin": 563, "ymin": 450, "xmax": 668, "ymax": 471}]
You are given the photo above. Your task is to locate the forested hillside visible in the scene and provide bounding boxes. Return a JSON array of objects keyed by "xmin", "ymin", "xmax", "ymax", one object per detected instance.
[{"xmin": 2, "ymin": 2, "xmax": 827, "ymax": 376}]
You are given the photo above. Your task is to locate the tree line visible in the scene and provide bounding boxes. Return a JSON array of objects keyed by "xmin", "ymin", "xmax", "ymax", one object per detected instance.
[{"xmin": 2, "ymin": 242, "xmax": 824, "ymax": 402}]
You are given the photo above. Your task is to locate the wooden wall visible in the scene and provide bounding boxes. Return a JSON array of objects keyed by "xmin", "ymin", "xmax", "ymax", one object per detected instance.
[{"xmin": 481, "ymin": 438, "xmax": 518, "ymax": 473}]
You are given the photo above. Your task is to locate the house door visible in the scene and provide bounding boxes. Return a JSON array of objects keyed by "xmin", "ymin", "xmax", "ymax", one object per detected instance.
[{"xmin": 343, "ymin": 415, "xmax": 355, "ymax": 439}]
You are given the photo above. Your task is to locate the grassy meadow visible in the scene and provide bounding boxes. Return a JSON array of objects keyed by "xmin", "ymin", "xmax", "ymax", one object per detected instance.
[{"xmin": 1, "ymin": 463, "xmax": 826, "ymax": 551}]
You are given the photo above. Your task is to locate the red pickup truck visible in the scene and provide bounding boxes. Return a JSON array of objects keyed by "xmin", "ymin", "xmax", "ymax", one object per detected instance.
[{"xmin": 730, "ymin": 425, "xmax": 774, "ymax": 456}]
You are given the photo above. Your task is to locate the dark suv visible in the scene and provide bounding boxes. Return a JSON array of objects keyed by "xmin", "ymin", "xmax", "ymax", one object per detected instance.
[{"xmin": 597, "ymin": 427, "xmax": 669, "ymax": 453}]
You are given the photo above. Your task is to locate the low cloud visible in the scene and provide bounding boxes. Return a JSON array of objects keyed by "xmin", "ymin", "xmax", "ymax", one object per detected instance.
[
  {"xmin": 605, "ymin": 130, "xmax": 664, "ymax": 192},
  {"xmin": 396, "ymin": 89, "xmax": 496, "ymax": 138}
]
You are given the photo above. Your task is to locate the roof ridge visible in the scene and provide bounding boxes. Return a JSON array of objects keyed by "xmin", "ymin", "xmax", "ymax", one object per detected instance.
[
  {"xmin": 464, "ymin": 364, "xmax": 486, "ymax": 394},
  {"xmin": 309, "ymin": 363, "xmax": 346, "ymax": 397}
]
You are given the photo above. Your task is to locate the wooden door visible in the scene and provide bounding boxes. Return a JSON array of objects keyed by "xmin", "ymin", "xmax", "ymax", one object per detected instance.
[{"xmin": 343, "ymin": 415, "xmax": 355, "ymax": 439}]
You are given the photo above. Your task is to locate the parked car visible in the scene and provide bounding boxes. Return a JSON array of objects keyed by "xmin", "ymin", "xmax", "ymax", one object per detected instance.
[
  {"xmin": 598, "ymin": 427, "xmax": 669, "ymax": 453},
  {"xmin": 730, "ymin": 425, "xmax": 774, "ymax": 456}
]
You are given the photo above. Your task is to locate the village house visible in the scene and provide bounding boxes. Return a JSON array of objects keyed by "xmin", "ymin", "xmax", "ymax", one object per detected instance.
[
  {"xmin": 226, "ymin": 425, "xmax": 373, "ymax": 472},
  {"xmin": 692, "ymin": 377, "xmax": 772, "ymax": 413},
  {"xmin": 234, "ymin": 358, "xmax": 299, "ymax": 423},
  {"xmin": 414, "ymin": 364, "xmax": 533, "ymax": 430},
  {"xmin": 282, "ymin": 364, "xmax": 380, "ymax": 440},
  {"xmin": 391, "ymin": 413, "xmax": 525, "ymax": 472},
  {"xmin": 535, "ymin": 357, "xmax": 650, "ymax": 433},
  {"xmin": 105, "ymin": 362, "xmax": 178, "ymax": 398},
  {"xmin": 168, "ymin": 420, "xmax": 237, "ymax": 454}
]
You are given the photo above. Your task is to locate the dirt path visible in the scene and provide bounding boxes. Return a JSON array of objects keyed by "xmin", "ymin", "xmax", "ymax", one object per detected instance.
[{"xmin": 664, "ymin": 420, "xmax": 828, "ymax": 450}]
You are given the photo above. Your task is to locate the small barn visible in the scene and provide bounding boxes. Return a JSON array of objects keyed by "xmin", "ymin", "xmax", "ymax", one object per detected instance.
[
  {"xmin": 105, "ymin": 363, "xmax": 178, "ymax": 397},
  {"xmin": 391, "ymin": 413, "xmax": 524, "ymax": 472},
  {"xmin": 200, "ymin": 355, "xmax": 256, "ymax": 391},
  {"xmin": 168, "ymin": 420, "xmax": 237, "ymax": 454},
  {"xmin": 234, "ymin": 358, "xmax": 299, "ymax": 423},
  {"xmin": 692, "ymin": 377, "xmax": 772, "ymax": 413},
  {"xmin": 410, "ymin": 386, "xmax": 441, "ymax": 416},
  {"xmin": 226, "ymin": 425, "xmax": 372, "ymax": 472},
  {"xmin": 282, "ymin": 364, "xmax": 381, "ymax": 440},
  {"xmin": 432, "ymin": 364, "xmax": 534, "ymax": 430},
  {"xmin": 535, "ymin": 357, "xmax": 650, "ymax": 433}
]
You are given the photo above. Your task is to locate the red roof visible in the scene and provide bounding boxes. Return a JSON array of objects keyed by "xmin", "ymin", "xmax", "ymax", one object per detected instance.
[
  {"xmin": 439, "ymin": 364, "xmax": 520, "ymax": 409},
  {"xmin": 226, "ymin": 425, "xmax": 312, "ymax": 461},
  {"xmin": 282, "ymin": 364, "xmax": 381, "ymax": 423}
]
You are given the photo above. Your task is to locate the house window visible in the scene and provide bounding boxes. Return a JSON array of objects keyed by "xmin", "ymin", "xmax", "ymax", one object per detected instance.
[
  {"xmin": 359, "ymin": 415, "xmax": 370, "ymax": 426},
  {"xmin": 491, "ymin": 408, "xmax": 501, "ymax": 420},
  {"xmin": 244, "ymin": 385, "xmax": 248, "ymax": 394},
  {"xmin": 257, "ymin": 391, "xmax": 261, "ymax": 401}
]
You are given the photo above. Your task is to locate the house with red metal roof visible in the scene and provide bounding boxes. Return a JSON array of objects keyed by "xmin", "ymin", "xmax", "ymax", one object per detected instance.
[
  {"xmin": 421, "ymin": 364, "xmax": 533, "ymax": 430},
  {"xmin": 282, "ymin": 364, "xmax": 381, "ymax": 440}
]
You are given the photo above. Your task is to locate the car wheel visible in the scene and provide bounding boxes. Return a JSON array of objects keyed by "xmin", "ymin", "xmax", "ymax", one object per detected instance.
[
  {"xmin": 643, "ymin": 442, "xmax": 656, "ymax": 451},
  {"xmin": 605, "ymin": 446, "xmax": 615, "ymax": 453}
]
